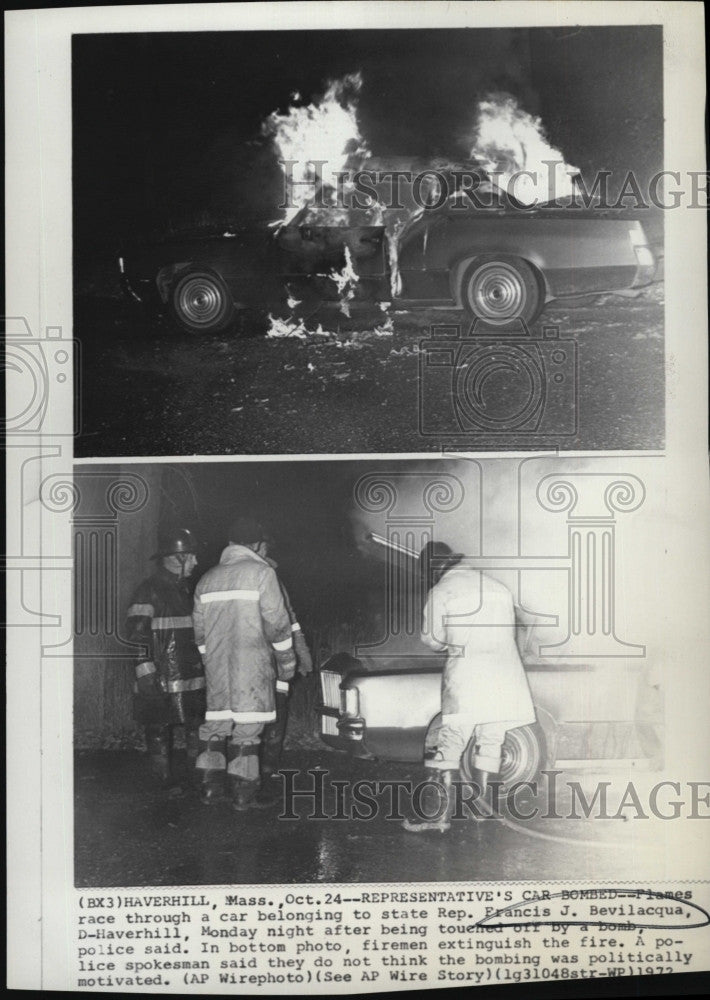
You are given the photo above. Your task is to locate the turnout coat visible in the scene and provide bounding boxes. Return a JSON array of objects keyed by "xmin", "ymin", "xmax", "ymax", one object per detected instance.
[
  {"xmin": 422, "ymin": 565, "xmax": 535, "ymax": 728},
  {"xmin": 192, "ymin": 544, "xmax": 297, "ymax": 724},
  {"xmin": 126, "ymin": 566, "xmax": 206, "ymax": 726},
  {"xmin": 265, "ymin": 555, "xmax": 312, "ymax": 686}
]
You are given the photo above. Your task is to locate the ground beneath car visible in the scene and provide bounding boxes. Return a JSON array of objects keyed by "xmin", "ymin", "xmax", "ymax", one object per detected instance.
[
  {"xmin": 75, "ymin": 289, "xmax": 664, "ymax": 456},
  {"xmin": 75, "ymin": 742, "xmax": 661, "ymax": 888}
]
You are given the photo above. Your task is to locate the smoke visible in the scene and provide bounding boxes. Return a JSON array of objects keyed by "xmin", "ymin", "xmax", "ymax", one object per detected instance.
[
  {"xmin": 348, "ymin": 456, "xmax": 584, "ymax": 661},
  {"xmin": 469, "ymin": 92, "xmax": 580, "ymax": 205}
]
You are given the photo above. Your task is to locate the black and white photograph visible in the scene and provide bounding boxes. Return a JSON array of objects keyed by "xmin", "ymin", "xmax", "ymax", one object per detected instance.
[
  {"xmin": 73, "ymin": 25, "xmax": 665, "ymax": 456},
  {"xmin": 6, "ymin": 2, "xmax": 709, "ymax": 994},
  {"xmin": 73, "ymin": 456, "xmax": 666, "ymax": 888}
]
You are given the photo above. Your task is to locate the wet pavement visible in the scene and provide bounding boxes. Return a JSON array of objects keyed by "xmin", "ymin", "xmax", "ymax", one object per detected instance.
[
  {"xmin": 75, "ymin": 744, "xmax": 662, "ymax": 888},
  {"xmin": 75, "ymin": 290, "xmax": 664, "ymax": 456}
]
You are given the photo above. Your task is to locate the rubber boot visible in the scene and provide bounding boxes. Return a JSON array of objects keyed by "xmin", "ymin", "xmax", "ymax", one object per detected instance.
[
  {"xmin": 402, "ymin": 770, "xmax": 457, "ymax": 834},
  {"xmin": 145, "ymin": 726, "xmax": 171, "ymax": 785},
  {"xmin": 229, "ymin": 776, "xmax": 278, "ymax": 811},
  {"xmin": 470, "ymin": 767, "xmax": 499, "ymax": 815},
  {"xmin": 229, "ymin": 776, "xmax": 262, "ymax": 812},
  {"xmin": 471, "ymin": 767, "xmax": 490, "ymax": 798},
  {"xmin": 261, "ymin": 732, "xmax": 281, "ymax": 781},
  {"xmin": 185, "ymin": 727, "xmax": 201, "ymax": 788},
  {"xmin": 197, "ymin": 736, "xmax": 228, "ymax": 805},
  {"xmin": 467, "ymin": 766, "xmax": 509, "ymax": 821},
  {"xmin": 253, "ymin": 778, "xmax": 282, "ymax": 808},
  {"xmin": 227, "ymin": 742, "xmax": 272, "ymax": 810},
  {"xmin": 185, "ymin": 727, "xmax": 200, "ymax": 766},
  {"xmin": 200, "ymin": 770, "xmax": 226, "ymax": 805}
]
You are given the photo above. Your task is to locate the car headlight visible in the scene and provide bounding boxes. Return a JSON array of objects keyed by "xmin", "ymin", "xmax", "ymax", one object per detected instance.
[{"xmin": 341, "ymin": 687, "xmax": 360, "ymax": 717}]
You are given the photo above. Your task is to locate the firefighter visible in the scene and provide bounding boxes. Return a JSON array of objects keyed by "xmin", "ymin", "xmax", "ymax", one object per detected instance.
[
  {"xmin": 193, "ymin": 517, "xmax": 297, "ymax": 811},
  {"xmin": 403, "ymin": 541, "xmax": 536, "ymax": 834},
  {"xmin": 261, "ymin": 535, "xmax": 313, "ymax": 781},
  {"xmin": 126, "ymin": 529, "xmax": 206, "ymax": 786}
]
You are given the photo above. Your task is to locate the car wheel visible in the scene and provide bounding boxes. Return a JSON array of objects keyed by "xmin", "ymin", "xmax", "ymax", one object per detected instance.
[
  {"xmin": 426, "ymin": 715, "xmax": 546, "ymax": 791},
  {"xmin": 170, "ymin": 269, "xmax": 236, "ymax": 334},
  {"xmin": 462, "ymin": 255, "xmax": 542, "ymax": 329},
  {"xmin": 461, "ymin": 723, "xmax": 546, "ymax": 790}
]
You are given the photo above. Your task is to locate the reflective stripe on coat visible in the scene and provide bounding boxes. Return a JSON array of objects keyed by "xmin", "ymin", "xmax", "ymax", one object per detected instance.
[
  {"xmin": 126, "ymin": 566, "xmax": 205, "ymax": 726},
  {"xmin": 193, "ymin": 544, "xmax": 296, "ymax": 724}
]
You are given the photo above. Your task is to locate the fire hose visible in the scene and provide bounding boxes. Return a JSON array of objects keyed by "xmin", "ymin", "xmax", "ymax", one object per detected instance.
[
  {"xmin": 473, "ymin": 796, "xmax": 627, "ymax": 850},
  {"xmin": 368, "ymin": 532, "xmax": 627, "ymax": 849},
  {"xmin": 368, "ymin": 531, "xmax": 419, "ymax": 559}
]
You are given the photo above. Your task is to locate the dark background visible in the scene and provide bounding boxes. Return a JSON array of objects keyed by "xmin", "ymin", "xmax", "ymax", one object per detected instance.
[
  {"xmin": 72, "ymin": 459, "xmax": 400, "ymax": 741},
  {"xmin": 72, "ymin": 26, "xmax": 665, "ymax": 459},
  {"xmin": 157, "ymin": 460, "xmax": 380, "ymax": 628},
  {"xmin": 73, "ymin": 26, "xmax": 663, "ymax": 257}
]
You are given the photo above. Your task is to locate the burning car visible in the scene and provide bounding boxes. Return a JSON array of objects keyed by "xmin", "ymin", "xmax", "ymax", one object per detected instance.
[{"xmin": 118, "ymin": 155, "xmax": 656, "ymax": 335}]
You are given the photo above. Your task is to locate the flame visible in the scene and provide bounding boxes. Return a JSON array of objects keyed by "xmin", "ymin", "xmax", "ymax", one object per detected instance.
[
  {"xmin": 330, "ymin": 245, "xmax": 359, "ymax": 316},
  {"xmin": 372, "ymin": 316, "xmax": 394, "ymax": 337},
  {"xmin": 385, "ymin": 219, "xmax": 407, "ymax": 298},
  {"xmin": 265, "ymin": 314, "xmax": 309, "ymax": 340},
  {"xmin": 265, "ymin": 311, "xmax": 393, "ymax": 346},
  {"xmin": 470, "ymin": 92, "xmax": 580, "ymax": 206},
  {"xmin": 263, "ymin": 84, "xmax": 585, "ymax": 344},
  {"xmin": 263, "ymin": 72, "xmax": 368, "ymax": 224}
]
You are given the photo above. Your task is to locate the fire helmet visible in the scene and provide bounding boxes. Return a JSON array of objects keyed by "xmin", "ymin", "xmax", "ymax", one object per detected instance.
[
  {"xmin": 419, "ymin": 541, "xmax": 464, "ymax": 587},
  {"xmin": 152, "ymin": 528, "xmax": 199, "ymax": 559}
]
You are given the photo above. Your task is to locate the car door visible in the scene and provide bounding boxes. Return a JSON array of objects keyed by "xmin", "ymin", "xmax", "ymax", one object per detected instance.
[{"xmin": 276, "ymin": 202, "xmax": 386, "ymax": 277}]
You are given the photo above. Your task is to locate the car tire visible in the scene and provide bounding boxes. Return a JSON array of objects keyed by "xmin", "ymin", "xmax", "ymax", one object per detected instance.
[
  {"xmin": 461, "ymin": 255, "xmax": 543, "ymax": 329},
  {"xmin": 426, "ymin": 714, "xmax": 546, "ymax": 791},
  {"xmin": 170, "ymin": 269, "xmax": 236, "ymax": 334},
  {"xmin": 461, "ymin": 722, "xmax": 547, "ymax": 790}
]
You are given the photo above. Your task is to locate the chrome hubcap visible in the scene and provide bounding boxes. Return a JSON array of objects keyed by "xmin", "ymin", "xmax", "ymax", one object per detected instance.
[
  {"xmin": 178, "ymin": 277, "xmax": 223, "ymax": 325},
  {"xmin": 469, "ymin": 262, "xmax": 526, "ymax": 322},
  {"xmin": 500, "ymin": 742, "xmax": 518, "ymax": 778}
]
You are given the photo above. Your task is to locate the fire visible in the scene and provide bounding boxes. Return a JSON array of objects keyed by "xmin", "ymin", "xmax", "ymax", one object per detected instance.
[
  {"xmin": 262, "ymin": 72, "xmax": 368, "ymax": 224},
  {"xmin": 327, "ymin": 245, "xmax": 359, "ymax": 317},
  {"xmin": 470, "ymin": 92, "xmax": 580, "ymax": 206},
  {"xmin": 262, "ymin": 82, "xmax": 584, "ymax": 342},
  {"xmin": 265, "ymin": 314, "xmax": 309, "ymax": 340},
  {"xmin": 385, "ymin": 219, "xmax": 406, "ymax": 298}
]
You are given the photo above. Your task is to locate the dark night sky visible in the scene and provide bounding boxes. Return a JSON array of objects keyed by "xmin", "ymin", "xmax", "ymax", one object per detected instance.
[{"xmin": 73, "ymin": 26, "xmax": 663, "ymax": 256}]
